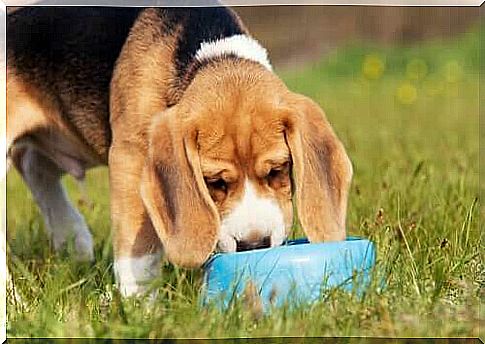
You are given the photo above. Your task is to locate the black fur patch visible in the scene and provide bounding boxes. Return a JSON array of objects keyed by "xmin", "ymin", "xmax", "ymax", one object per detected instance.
[
  {"xmin": 8, "ymin": 7, "xmax": 141, "ymax": 85},
  {"xmin": 159, "ymin": 7, "xmax": 245, "ymax": 89}
]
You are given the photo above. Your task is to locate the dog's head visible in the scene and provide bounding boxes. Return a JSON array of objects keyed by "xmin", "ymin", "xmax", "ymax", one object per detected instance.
[{"xmin": 140, "ymin": 61, "xmax": 352, "ymax": 267}]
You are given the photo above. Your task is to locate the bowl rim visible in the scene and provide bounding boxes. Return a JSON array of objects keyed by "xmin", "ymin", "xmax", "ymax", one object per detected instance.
[{"xmin": 203, "ymin": 236, "xmax": 372, "ymax": 268}]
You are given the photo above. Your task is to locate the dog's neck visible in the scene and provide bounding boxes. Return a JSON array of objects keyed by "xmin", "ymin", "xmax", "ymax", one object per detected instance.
[{"xmin": 169, "ymin": 34, "xmax": 273, "ymax": 106}]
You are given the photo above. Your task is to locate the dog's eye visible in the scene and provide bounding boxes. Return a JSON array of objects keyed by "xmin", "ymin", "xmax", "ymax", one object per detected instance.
[
  {"xmin": 204, "ymin": 178, "xmax": 228, "ymax": 192},
  {"xmin": 204, "ymin": 178, "xmax": 228, "ymax": 203},
  {"xmin": 266, "ymin": 162, "xmax": 290, "ymax": 189},
  {"xmin": 268, "ymin": 168, "xmax": 282, "ymax": 179},
  {"xmin": 268, "ymin": 162, "xmax": 289, "ymax": 178}
]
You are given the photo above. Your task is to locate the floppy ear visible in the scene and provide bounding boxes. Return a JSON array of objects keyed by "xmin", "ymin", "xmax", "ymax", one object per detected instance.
[
  {"xmin": 285, "ymin": 95, "xmax": 353, "ymax": 242},
  {"xmin": 140, "ymin": 109, "xmax": 220, "ymax": 268}
]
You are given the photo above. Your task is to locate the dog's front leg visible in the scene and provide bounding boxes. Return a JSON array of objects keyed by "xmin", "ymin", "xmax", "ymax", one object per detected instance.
[{"xmin": 109, "ymin": 144, "xmax": 163, "ymax": 297}]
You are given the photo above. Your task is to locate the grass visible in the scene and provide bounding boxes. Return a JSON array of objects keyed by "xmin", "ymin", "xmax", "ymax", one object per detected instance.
[{"xmin": 6, "ymin": 27, "xmax": 483, "ymax": 338}]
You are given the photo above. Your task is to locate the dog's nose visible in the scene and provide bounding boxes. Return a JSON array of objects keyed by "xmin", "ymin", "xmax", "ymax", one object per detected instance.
[{"xmin": 236, "ymin": 235, "xmax": 271, "ymax": 252}]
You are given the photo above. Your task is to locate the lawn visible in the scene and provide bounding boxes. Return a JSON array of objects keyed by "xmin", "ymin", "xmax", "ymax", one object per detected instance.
[{"xmin": 6, "ymin": 27, "xmax": 483, "ymax": 338}]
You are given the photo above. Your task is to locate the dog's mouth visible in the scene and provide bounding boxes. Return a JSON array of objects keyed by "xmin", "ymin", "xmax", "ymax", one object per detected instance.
[
  {"xmin": 235, "ymin": 235, "xmax": 271, "ymax": 252},
  {"xmin": 217, "ymin": 233, "xmax": 286, "ymax": 253}
]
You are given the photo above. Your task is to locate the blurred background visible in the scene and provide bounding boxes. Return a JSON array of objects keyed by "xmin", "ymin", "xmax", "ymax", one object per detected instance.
[{"xmin": 233, "ymin": 6, "xmax": 480, "ymax": 69}]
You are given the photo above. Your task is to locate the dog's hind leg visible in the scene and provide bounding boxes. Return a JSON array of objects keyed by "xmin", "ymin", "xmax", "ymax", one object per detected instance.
[
  {"xmin": 10, "ymin": 144, "xmax": 94, "ymax": 261},
  {"xmin": 7, "ymin": 72, "xmax": 95, "ymax": 261}
]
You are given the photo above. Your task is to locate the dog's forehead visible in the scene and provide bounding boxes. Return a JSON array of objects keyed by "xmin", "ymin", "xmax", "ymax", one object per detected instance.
[{"xmin": 195, "ymin": 103, "xmax": 288, "ymax": 162}]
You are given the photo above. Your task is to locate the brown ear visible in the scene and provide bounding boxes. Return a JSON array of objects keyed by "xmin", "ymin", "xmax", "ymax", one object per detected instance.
[
  {"xmin": 285, "ymin": 95, "xmax": 353, "ymax": 242},
  {"xmin": 140, "ymin": 109, "xmax": 220, "ymax": 268}
]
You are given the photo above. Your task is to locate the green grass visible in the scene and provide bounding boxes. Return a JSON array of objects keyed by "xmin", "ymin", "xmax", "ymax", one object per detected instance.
[{"xmin": 6, "ymin": 28, "xmax": 483, "ymax": 338}]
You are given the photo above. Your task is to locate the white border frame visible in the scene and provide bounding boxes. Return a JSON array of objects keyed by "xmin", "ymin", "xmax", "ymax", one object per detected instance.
[
  {"xmin": 1, "ymin": 2, "xmax": 6, "ymax": 343},
  {"xmin": 2, "ymin": 0, "xmax": 484, "ymax": 6},
  {"xmin": 0, "ymin": 2, "xmax": 482, "ymax": 343}
]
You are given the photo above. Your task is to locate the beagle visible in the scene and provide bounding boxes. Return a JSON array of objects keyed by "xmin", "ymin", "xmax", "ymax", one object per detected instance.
[{"xmin": 6, "ymin": 6, "xmax": 353, "ymax": 297}]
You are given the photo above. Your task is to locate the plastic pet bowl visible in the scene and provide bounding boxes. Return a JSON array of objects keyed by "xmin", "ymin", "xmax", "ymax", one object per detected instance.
[{"xmin": 202, "ymin": 236, "xmax": 376, "ymax": 311}]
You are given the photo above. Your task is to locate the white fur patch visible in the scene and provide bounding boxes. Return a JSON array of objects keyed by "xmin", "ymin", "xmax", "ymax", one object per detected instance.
[
  {"xmin": 195, "ymin": 34, "xmax": 273, "ymax": 71},
  {"xmin": 114, "ymin": 253, "xmax": 162, "ymax": 297},
  {"xmin": 218, "ymin": 180, "xmax": 286, "ymax": 252}
]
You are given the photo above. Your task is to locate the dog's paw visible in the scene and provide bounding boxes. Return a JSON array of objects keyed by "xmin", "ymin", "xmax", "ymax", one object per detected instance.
[
  {"xmin": 114, "ymin": 252, "xmax": 162, "ymax": 296},
  {"xmin": 73, "ymin": 227, "xmax": 94, "ymax": 262},
  {"xmin": 51, "ymin": 219, "xmax": 94, "ymax": 262}
]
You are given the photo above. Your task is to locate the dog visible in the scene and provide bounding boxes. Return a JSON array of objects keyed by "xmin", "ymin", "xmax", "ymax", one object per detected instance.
[{"xmin": 6, "ymin": 6, "xmax": 353, "ymax": 297}]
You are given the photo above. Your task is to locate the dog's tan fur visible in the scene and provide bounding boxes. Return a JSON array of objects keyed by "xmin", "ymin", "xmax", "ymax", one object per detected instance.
[
  {"xmin": 7, "ymin": 7, "xmax": 352, "ymax": 294},
  {"xmin": 139, "ymin": 58, "xmax": 352, "ymax": 266}
]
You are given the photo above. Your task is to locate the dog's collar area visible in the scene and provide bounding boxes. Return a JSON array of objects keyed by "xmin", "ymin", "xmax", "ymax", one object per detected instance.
[
  {"xmin": 194, "ymin": 34, "xmax": 273, "ymax": 72},
  {"xmin": 167, "ymin": 34, "xmax": 273, "ymax": 107}
]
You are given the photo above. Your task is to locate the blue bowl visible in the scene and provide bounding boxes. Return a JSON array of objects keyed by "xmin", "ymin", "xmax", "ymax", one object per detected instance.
[{"xmin": 202, "ymin": 236, "xmax": 376, "ymax": 311}]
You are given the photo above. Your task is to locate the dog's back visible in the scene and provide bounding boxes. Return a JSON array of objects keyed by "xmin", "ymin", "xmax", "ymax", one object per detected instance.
[{"xmin": 7, "ymin": 7, "xmax": 142, "ymax": 160}]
